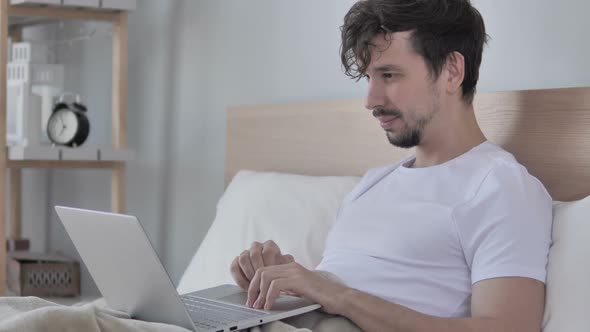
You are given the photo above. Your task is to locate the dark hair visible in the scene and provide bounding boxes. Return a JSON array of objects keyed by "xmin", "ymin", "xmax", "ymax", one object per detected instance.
[{"xmin": 341, "ymin": 0, "xmax": 489, "ymax": 103}]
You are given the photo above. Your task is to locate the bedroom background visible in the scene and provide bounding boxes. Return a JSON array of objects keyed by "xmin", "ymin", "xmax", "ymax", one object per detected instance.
[{"xmin": 15, "ymin": 0, "xmax": 590, "ymax": 297}]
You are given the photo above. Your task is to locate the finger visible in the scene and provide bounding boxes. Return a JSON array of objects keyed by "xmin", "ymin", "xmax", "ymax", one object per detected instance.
[
  {"xmin": 265, "ymin": 279, "xmax": 289, "ymax": 310},
  {"xmin": 247, "ymin": 268, "xmax": 263, "ymax": 307},
  {"xmin": 238, "ymin": 250, "xmax": 256, "ymax": 280},
  {"xmin": 280, "ymin": 254, "xmax": 295, "ymax": 264},
  {"xmin": 230, "ymin": 256, "xmax": 250, "ymax": 291},
  {"xmin": 262, "ymin": 240, "xmax": 280, "ymax": 266},
  {"xmin": 254, "ymin": 269, "xmax": 274, "ymax": 309},
  {"xmin": 249, "ymin": 242, "xmax": 265, "ymax": 272}
]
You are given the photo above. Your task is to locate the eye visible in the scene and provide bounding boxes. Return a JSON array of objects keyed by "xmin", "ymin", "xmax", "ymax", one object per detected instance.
[{"xmin": 383, "ymin": 72, "xmax": 396, "ymax": 79}]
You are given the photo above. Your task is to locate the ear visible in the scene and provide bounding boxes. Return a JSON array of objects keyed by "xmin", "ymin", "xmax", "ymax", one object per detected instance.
[{"xmin": 444, "ymin": 51, "xmax": 465, "ymax": 95}]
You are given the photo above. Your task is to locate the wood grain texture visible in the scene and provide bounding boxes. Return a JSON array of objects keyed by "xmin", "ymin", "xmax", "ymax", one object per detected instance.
[
  {"xmin": 9, "ymin": 168, "xmax": 21, "ymax": 240},
  {"xmin": 0, "ymin": 0, "xmax": 8, "ymax": 295},
  {"xmin": 9, "ymin": 5, "xmax": 118, "ymax": 22},
  {"xmin": 111, "ymin": 12, "xmax": 127, "ymax": 213},
  {"xmin": 227, "ymin": 87, "xmax": 590, "ymax": 201},
  {"xmin": 111, "ymin": 164, "xmax": 125, "ymax": 214},
  {"xmin": 227, "ymin": 99, "xmax": 410, "ymax": 181},
  {"xmin": 7, "ymin": 160, "xmax": 123, "ymax": 169},
  {"xmin": 112, "ymin": 11, "xmax": 127, "ymax": 149}
]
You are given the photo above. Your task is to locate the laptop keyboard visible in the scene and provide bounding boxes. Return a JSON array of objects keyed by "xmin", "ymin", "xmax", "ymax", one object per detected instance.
[{"xmin": 181, "ymin": 295, "xmax": 269, "ymax": 330}]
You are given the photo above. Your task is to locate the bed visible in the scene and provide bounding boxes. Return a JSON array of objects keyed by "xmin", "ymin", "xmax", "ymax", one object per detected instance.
[
  {"xmin": 1, "ymin": 87, "xmax": 589, "ymax": 332},
  {"xmin": 224, "ymin": 87, "xmax": 590, "ymax": 201},
  {"xmin": 180, "ymin": 87, "xmax": 590, "ymax": 331}
]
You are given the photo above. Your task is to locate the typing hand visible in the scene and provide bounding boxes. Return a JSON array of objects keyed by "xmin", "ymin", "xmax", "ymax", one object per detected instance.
[
  {"xmin": 230, "ymin": 240, "xmax": 294, "ymax": 291},
  {"xmin": 246, "ymin": 263, "xmax": 348, "ymax": 314}
]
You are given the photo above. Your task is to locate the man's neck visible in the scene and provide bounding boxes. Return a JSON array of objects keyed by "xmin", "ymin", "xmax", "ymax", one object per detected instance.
[{"xmin": 411, "ymin": 106, "xmax": 487, "ymax": 168}]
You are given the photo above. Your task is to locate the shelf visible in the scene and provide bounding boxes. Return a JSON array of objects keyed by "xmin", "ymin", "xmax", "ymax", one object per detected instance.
[
  {"xmin": 0, "ymin": 0, "xmax": 131, "ymax": 295},
  {"xmin": 11, "ymin": 0, "xmax": 136, "ymax": 11},
  {"xmin": 7, "ymin": 2, "xmax": 129, "ymax": 28},
  {"xmin": 60, "ymin": 146, "xmax": 97, "ymax": 160},
  {"xmin": 8, "ymin": 145, "xmax": 58, "ymax": 160},
  {"xmin": 8, "ymin": 159, "xmax": 121, "ymax": 169},
  {"xmin": 7, "ymin": 145, "xmax": 134, "ymax": 162},
  {"xmin": 8, "ymin": 16, "xmax": 53, "ymax": 28}
]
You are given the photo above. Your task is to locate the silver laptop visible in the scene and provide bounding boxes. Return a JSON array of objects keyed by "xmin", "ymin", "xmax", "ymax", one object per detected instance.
[{"xmin": 55, "ymin": 206, "xmax": 320, "ymax": 332}]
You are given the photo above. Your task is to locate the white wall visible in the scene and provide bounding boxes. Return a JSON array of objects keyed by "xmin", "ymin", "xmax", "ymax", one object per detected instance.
[
  {"xmin": 474, "ymin": 0, "xmax": 590, "ymax": 91},
  {"xmin": 23, "ymin": 0, "xmax": 590, "ymax": 296}
]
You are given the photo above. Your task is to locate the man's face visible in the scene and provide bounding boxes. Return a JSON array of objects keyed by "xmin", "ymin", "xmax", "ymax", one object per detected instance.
[{"xmin": 364, "ymin": 31, "xmax": 444, "ymax": 148}]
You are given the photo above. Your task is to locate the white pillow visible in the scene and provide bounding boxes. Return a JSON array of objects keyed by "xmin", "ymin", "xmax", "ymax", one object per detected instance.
[
  {"xmin": 178, "ymin": 170, "xmax": 590, "ymax": 330},
  {"xmin": 543, "ymin": 196, "xmax": 590, "ymax": 332},
  {"xmin": 177, "ymin": 170, "xmax": 360, "ymax": 294}
]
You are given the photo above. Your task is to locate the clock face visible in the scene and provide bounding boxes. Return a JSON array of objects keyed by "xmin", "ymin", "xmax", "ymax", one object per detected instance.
[{"xmin": 48, "ymin": 109, "xmax": 79, "ymax": 145}]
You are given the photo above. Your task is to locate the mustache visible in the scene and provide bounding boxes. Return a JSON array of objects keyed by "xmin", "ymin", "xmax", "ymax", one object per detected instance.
[{"xmin": 372, "ymin": 108, "xmax": 402, "ymax": 118}]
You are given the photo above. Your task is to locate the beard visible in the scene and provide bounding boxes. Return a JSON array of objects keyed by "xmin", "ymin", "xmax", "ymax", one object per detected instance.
[
  {"xmin": 373, "ymin": 108, "xmax": 432, "ymax": 149},
  {"xmin": 385, "ymin": 121, "xmax": 424, "ymax": 148},
  {"xmin": 374, "ymin": 87, "xmax": 440, "ymax": 149}
]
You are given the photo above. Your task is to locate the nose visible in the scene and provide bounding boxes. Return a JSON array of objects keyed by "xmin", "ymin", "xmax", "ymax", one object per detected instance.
[{"xmin": 364, "ymin": 79, "xmax": 386, "ymax": 112}]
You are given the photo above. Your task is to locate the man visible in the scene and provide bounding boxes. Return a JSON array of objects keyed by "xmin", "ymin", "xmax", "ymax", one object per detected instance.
[{"xmin": 230, "ymin": 1, "xmax": 552, "ymax": 331}]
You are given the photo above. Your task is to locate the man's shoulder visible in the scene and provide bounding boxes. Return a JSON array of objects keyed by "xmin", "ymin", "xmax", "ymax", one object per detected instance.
[
  {"xmin": 440, "ymin": 142, "xmax": 550, "ymax": 205},
  {"xmin": 476, "ymin": 143, "xmax": 547, "ymax": 193},
  {"xmin": 457, "ymin": 141, "xmax": 519, "ymax": 173},
  {"xmin": 451, "ymin": 142, "xmax": 548, "ymax": 195},
  {"xmin": 459, "ymin": 144, "xmax": 552, "ymax": 209}
]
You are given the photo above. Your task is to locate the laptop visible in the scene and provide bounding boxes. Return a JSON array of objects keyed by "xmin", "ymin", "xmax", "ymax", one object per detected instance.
[{"xmin": 55, "ymin": 206, "xmax": 321, "ymax": 332}]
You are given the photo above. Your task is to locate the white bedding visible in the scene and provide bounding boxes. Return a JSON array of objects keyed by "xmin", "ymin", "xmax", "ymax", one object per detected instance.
[
  {"xmin": 178, "ymin": 170, "xmax": 360, "ymax": 294},
  {"xmin": 0, "ymin": 297, "xmax": 190, "ymax": 332},
  {"xmin": 177, "ymin": 170, "xmax": 590, "ymax": 332},
  {"xmin": 0, "ymin": 297, "xmax": 360, "ymax": 332},
  {"xmin": 4, "ymin": 170, "xmax": 588, "ymax": 332}
]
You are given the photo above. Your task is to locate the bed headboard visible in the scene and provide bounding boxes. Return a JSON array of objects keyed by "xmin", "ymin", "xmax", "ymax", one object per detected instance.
[{"xmin": 226, "ymin": 87, "xmax": 590, "ymax": 201}]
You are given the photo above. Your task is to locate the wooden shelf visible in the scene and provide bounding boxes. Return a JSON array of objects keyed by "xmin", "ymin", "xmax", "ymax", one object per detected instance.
[
  {"xmin": 8, "ymin": 3, "xmax": 122, "ymax": 27},
  {"xmin": 9, "ymin": 16, "xmax": 53, "ymax": 28},
  {"xmin": 8, "ymin": 145, "xmax": 58, "ymax": 160},
  {"xmin": 8, "ymin": 159, "xmax": 121, "ymax": 169},
  {"xmin": 0, "ymin": 0, "xmax": 131, "ymax": 295},
  {"xmin": 7, "ymin": 146, "xmax": 134, "ymax": 162}
]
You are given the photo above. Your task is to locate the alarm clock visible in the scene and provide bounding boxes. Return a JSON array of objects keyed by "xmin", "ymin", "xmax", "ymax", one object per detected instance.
[{"xmin": 47, "ymin": 94, "xmax": 90, "ymax": 147}]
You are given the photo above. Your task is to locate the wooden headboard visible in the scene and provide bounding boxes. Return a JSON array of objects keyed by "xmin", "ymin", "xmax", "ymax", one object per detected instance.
[{"xmin": 226, "ymin": 87, "xmax": 590, "ymax": 201}]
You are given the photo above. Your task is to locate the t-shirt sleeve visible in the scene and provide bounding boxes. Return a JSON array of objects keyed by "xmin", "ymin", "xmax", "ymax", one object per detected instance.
[{"xmin": 452, "ymin": 162, "xmax": 553, "ymax": 284}]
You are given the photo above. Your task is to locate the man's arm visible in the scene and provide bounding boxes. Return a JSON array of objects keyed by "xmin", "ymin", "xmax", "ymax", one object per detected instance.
[
  {"xmin": 338, "ymin": 277, "xmax": 545, "ymax": 332},
  {"xmin": 248, "ymin": 263, "xmax": 545, "ymax": 332}
]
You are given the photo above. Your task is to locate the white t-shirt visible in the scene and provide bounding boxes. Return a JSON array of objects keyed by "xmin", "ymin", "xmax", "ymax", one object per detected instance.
[{"xmin": 316, "ymin": 141, "xmax": 552, "ymax": 318}]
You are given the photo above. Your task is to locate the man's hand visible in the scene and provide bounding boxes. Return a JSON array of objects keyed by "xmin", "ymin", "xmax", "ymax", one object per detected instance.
[
  {"xmin": 230, "ymin": 240, "xmax": 294, "ymax": 291},
  {"xmin": 246, "ymin": 261, "xmax": 348, "ymax": 314}
]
